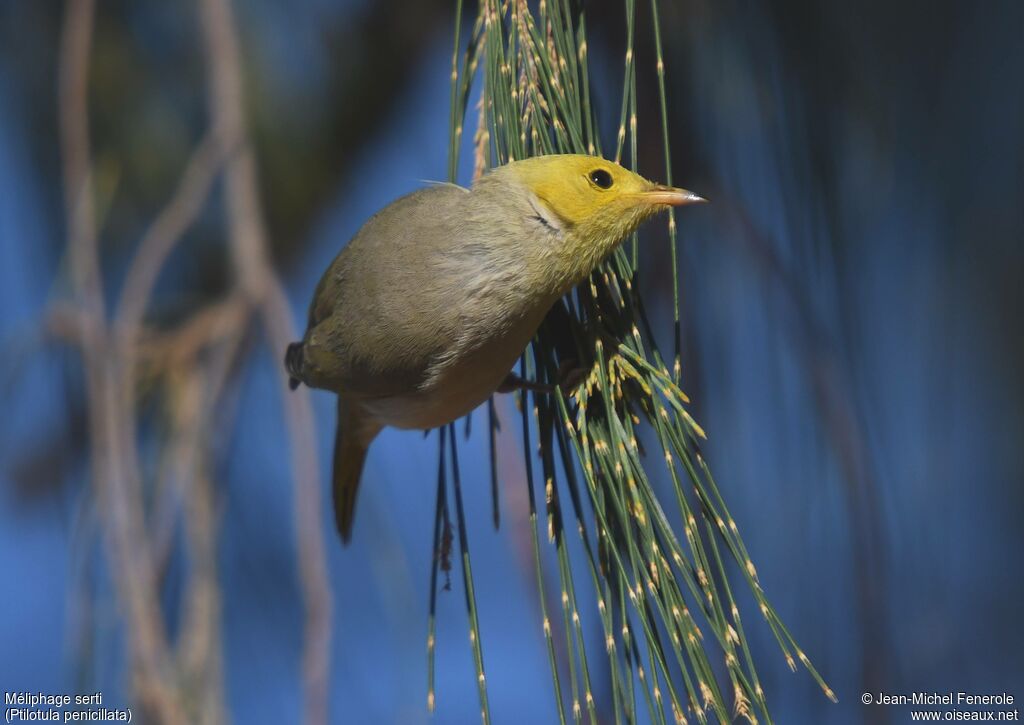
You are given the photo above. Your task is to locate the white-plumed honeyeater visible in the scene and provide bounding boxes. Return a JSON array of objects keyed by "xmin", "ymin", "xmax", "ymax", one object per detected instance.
[{"xmin": 286, "ymin": 154, "xmax": 704, "ymax": 543}]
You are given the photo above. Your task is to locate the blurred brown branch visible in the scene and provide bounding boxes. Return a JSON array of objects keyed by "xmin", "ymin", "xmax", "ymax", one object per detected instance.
[
  {"xmin": 54, "ymin": 0, "xmax": 333, "ymax": 722},
  {"xmin": 197, "ymin": 0, "xmax": 333, "ymax": 722},
  {"xmin": 59, "ymin": 0, "xmax": 186, "ymax": 721}
]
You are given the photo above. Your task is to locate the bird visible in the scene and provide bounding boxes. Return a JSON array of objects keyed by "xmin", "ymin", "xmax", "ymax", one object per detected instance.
[{"xmin": 285, "ymin": 154, "xmax": 704, "ymax": 544}]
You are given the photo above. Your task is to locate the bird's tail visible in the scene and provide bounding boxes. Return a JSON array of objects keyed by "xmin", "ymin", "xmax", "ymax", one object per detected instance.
[
  {"xmin": 284, "ymin": 342, "xmax": 304, "ymax": 390},
  {"xmin": 333, "ymin": 398, "xmax": 381, "ymax": 545}
]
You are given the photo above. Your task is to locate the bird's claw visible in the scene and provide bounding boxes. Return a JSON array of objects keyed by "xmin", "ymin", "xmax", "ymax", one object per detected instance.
[{"xmin": 498, "ymin": 359, "xmax": 588, "ymax": 396}]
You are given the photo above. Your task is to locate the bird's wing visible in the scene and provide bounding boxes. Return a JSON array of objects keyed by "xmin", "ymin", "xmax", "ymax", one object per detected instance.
[{"xmin": 302, "ymin": 184, "xmax": 470, "ymax": 399}]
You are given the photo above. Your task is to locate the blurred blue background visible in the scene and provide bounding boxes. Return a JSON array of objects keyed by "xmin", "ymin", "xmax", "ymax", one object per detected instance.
[{"xmin": 1, "ymin": 1, "xmax": 1022, "ymax": 723}]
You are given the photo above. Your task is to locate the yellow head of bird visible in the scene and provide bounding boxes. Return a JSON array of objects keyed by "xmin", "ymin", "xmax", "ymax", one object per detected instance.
[{"xmin": 495, "ymin": 154, "xmax": 704, "ymax": 288}]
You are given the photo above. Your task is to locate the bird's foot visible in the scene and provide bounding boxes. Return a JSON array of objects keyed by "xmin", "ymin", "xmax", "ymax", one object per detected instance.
[
  {"xmin": 497, "ymin": 373, "xmax": 549, "ymax": 394},
  {"xmin": 498, "ymin": 359, "xmax": 588, "ymax": 395}
]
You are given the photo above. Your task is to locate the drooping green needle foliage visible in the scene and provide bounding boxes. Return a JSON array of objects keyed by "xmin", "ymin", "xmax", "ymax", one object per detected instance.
[{"xmin": 426, "ymin": 1, "xmax": 836, "ymax": 723}]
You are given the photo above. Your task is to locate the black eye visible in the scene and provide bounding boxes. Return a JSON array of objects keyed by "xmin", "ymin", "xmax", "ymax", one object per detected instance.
[{"xmin": 589, "ymin": 169, "xmax": 613, "ymax": 189}]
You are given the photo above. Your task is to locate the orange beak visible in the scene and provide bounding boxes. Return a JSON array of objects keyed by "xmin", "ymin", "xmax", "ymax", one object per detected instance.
[{"xmin": 639, "ymin": 184, "xmax": 706, "ymax": 206}]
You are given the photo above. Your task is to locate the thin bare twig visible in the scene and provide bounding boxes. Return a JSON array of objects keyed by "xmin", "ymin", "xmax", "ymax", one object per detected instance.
[
  {"xmin": 58, "ymin": 1, "xmax": 185, "ymax": 721},
  {"xmin": 117, "ymin": 128, "xmax": 229, "ymax": 335},
  {"xmin": 198, "ymin": 2, "xmax": 333, "ymax": 724},
  {"xmin": 150, "ymin": 305, "xmax": 249, "ymax": 578},
  {"xmin": 170, "ymin": 369, "xmax": 226, "ymax": 725},
  {"xmin": 59, "ymin": 0, "xmax": 101, "ymax": 319},
  {"xmin": 44, "ymin": 300, "xmax": 102, "ymax": 349}
]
